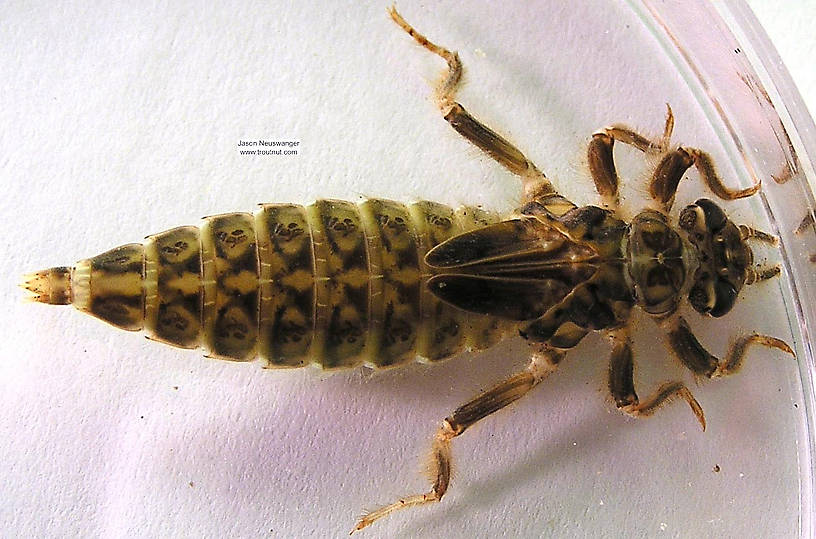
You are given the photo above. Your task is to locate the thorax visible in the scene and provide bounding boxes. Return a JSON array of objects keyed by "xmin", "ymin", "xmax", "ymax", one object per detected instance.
[{"xmin": 624, "ymin": 209, "xmax": 694, "ymax": 317}]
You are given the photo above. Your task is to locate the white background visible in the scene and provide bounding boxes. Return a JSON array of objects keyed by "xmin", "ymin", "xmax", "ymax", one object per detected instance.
[
  {"xmin": 748, "ymin": 0, "xmax": 816, "ymax": 120},
  {"xmin": 1, "ymin": 1, "xmax": 813, "ymax": 538}
]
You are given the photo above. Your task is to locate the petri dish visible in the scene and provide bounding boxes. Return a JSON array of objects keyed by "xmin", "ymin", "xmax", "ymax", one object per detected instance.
[{"xmin": 1, "ymin": 1, "xmax": 813, "ymax": 537}]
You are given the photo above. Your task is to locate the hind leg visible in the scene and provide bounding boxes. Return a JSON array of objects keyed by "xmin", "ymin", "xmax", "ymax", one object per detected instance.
[
  {"xmin": 351, "ymin": 346, "xmax": 563, "ymax": 533},
  {"xmin": 389, "ymin": 7, "xmax": 556, "ymax": 204}
]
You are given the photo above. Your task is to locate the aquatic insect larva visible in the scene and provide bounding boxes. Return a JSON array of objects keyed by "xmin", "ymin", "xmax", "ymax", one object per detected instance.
[{"xmin": 22, "ymin": 7, "xmax": 795, "ymax": 534}]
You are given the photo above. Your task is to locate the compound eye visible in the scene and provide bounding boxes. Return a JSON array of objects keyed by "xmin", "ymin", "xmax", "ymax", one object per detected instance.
[
  {"xmin": 709, "ymin": 279, "xmax": 737, "ymax": 317},
  {"xmin": 688, "ymin": 284, "xmax": 712, "ymax": 314},
  {"xmin": 678, "ymin": 205, "xmax": 698, "ymax": 231},
  {"xmin": 695, "ymin": 198, "xmax": 728, "ymax": 233}
]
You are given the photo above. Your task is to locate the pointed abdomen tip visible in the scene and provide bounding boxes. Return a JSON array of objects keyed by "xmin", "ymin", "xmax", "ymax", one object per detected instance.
[{"xmin": 20, "ymin": 267, "xmax": 72, "ymax": 305}]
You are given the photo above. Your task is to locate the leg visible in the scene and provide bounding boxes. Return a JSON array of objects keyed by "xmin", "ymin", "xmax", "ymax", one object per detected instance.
[
  {"xmin": 588, "ymin": 105, "xmax": 675, "ymax": 207},
  {"xmin": 588, "ymin": 105, "xmax": 761, "ymax": 212},
  {"xmin": 659, "ymin": 314, "xmax": 794, "ymax": 379},
  {"xmin": 650, "ymin": 146, "xmax": 760, "ymax": 210},
  {"xmin": 607, "ymin": 328, "xmax": 706, "ymax": 430},
  {"xmin": 351, "ymin": 346, "xmax": 563, "ymax": 533},
  {"xmin": 389, "ymin": 7, "xmax": 554, "ymax": 202}
]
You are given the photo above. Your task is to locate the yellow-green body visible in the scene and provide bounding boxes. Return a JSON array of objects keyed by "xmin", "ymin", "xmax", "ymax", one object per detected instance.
[{"xmin": 35, "ymin": 199, "xmax": 511, "ymax": 369}]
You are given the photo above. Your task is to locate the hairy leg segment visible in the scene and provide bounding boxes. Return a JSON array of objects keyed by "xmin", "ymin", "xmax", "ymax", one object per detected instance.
[
  {"xmin": 352, "ymin": 348, "xmax": 562, "ymax": 533},
  {"xmin": 587, "ymin": 105, "xmax": 761, "ymax": 212},
  {"xmin": 388, "ymin": 6, "xmax": 555, "ymax": 203}
]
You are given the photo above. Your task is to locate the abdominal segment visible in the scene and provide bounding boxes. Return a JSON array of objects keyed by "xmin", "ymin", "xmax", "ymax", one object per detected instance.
[{"xmin": 65, "ymin": 199, "xmax": 510, "ymax": 368}]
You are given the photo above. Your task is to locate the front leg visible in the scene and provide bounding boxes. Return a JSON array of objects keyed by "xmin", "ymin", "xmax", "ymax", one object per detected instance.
[
  {"xmin": 588, "ymin": 105, "xmax": 761, "ymax": 212},
  {"xmin": 659, "ymin": 314, "xmax": 794, "ymax": 378},
  {"xmin": 650, "ymin": 146, "xmax": 760, "ymax": 211},
  {"xmin": 588, "ymin": 104, "xmax": 674, "ymax": 208}
]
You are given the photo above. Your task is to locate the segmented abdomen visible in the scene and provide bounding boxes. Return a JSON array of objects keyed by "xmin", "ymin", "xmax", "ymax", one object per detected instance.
[{"xmin": 72, "ymin": 199, "xmax": 509, "ymax": 368}]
